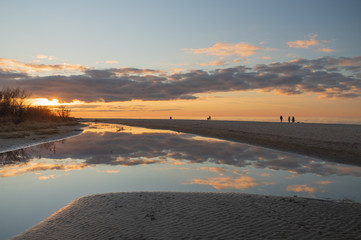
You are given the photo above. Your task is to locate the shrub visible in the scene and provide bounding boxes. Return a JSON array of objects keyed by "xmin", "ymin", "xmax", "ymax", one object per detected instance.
[{"xmin": 0, "ymin": 87, "xmax": 72, "ymax": 123}]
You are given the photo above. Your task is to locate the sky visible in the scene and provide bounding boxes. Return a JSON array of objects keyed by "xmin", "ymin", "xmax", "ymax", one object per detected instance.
[{"xmin": 1, "ymin": 0, "xmax": 361, "ymax": 121}]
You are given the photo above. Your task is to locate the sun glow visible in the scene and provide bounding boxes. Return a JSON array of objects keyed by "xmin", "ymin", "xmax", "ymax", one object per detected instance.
[
  {"xmin": 30, "ymin": 98, "xmax": 85, "ymax": 107},
  {"xmin": 32, "ymin": 98, "xmax": 61, "ymax": 106}
]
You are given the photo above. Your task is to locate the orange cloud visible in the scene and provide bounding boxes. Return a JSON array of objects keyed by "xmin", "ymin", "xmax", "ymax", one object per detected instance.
[
  {"xmin": 188, "ymin": 175, "xmax": 259, "ymax": 190},
  {"xmin": 104, "ymin": 170, "xmax": 120, "ymax": 173},
  {"xmin": 319, "ymin": 48, "xmax": 335, "ymax": 53},
  {"xmin": 286, "ymin": 184, "xmax": 316, "ymax": 194},
  {"xmin": 317, "ymin": 180, "xmax": 332, "ymax": 185},
  {"xmin": 36, "ymin": 54, "xmax": 53, "ymax": 60},
  {"xmin": 186, "ymin": 42, "xmax": 260, "ymax": 57},
  {"xmin": 198, "ymin": 167, "xmax": 226, "ymax": 174},
  {"xmin": 0, "ymin": 58, "xmax": 87, "ymax": 73},
  {"xmin": 288, "ymin": 35, "xmax": 319, "ymax": 48},
  {"xmin": 38, "ymin": 174, "xmax": 56, "ymax": 180},
  {"xmin": 96, "ymin": 60, "xmax": 119, "ymax": 64},
  {"xmin": 199, "ymin": 58, "xmax": 228, "ymax": 66},
  {"xmin": 0, "ymin": 162, "xmax": 89, "ymax": 178}
]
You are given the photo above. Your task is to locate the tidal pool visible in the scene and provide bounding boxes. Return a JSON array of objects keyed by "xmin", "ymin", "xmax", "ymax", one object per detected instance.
[{"xmin": 1, "ymin": 122, "xmax": 361, "ymax": 239}]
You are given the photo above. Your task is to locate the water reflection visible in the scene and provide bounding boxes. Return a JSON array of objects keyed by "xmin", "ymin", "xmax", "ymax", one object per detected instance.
[
  {"xmin": 2, "ymin": 123, "xmax": 361, "ymax": 180},
  {"xmin": 2, "ymin": 123, "xmax": 361, "ymax": 239},
  {"xmin": 1, "ymin": 142, "xmax": 57, "ymax": 165}
]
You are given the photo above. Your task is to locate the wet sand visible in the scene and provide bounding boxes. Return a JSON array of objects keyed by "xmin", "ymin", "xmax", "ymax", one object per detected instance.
[
  {"xmin": 88, "ymin": 119, "xmax": 361, "ymax": 167},
  {"xmin": 13, "ymin": 192, "xmax": 361, "ymax": 240}
]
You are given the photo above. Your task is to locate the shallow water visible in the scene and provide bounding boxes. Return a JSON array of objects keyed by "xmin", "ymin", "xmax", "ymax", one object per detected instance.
[{"xmin": 1, "ymin": 122, "xmax": 361, "ymax": 239}]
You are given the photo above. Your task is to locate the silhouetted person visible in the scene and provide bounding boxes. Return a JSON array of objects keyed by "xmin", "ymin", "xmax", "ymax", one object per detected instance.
[
  {"xmin": 288, "ymin": 116, "xmax": 290, "ymax": 123},
  {"xmin": 280, "ymin": 115, "xmax": 283, "ymax": 123},
  {"xmin": 169, "ymin": 116, "xmax": 172, "ymax": 120},
  {"xmin": 292, "ymin": 116, "xmax": 295, "ymax": 123},
  {"xmin": 207, "ymin": 116, "xmax": 211, "ymax": 120}
]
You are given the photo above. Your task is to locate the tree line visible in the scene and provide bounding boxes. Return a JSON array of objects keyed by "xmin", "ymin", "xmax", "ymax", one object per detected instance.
[{"xmin": 0, "ymin": 87, "xmax": 72, "ymax": 124}]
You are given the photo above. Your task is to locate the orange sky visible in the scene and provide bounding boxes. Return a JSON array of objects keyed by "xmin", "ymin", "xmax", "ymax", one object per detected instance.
[{"xmin": 34, "ymin": 90, "xmax": 360, "ymax": 121}]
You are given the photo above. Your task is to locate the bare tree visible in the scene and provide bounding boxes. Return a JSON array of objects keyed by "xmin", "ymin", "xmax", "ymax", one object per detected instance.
[
  {"xmin": 0, "ymin": 87, "xmax": 30, "ymax": 122},
  {"xmin": 56, "ymin": 106, "xmax": 71, "ymax": 121}
]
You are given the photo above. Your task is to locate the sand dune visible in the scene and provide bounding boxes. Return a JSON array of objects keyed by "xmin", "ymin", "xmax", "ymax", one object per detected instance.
[
  {"xmin": 13, "ymin": 192, "xmax": 361, "ymax": 239},
  {"xmin": 88, "ymin": 119, "xmax": 361, "ymax": 167}
]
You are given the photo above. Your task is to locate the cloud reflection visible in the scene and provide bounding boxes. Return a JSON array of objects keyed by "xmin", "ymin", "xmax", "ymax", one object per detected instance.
[
  {"xmin": 0, "ymin": 162, "xmax": 88, "ymax": 177},
  {"xmin": 1, "ymin": 123, "xmax": 361, "ymax": 180},
  {"xmin": 286, "ymin": 184, "xmax": 317, "ymax": 194},
  {"xmin": 188, "ymin": 175, "xmax": 259, "ymax": 190}
]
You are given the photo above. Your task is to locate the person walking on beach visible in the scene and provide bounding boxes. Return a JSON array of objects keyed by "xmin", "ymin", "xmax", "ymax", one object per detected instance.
[
  {"xmin": 280, "ymin": 115, "xmax": 283, "ymax": 123},
  {"xmin": 292, "ymin": 116, "xmax": 295, "ymax": 123},
  {"xmin": 288, "ymin": 116, "xmax": 290, "ymax": 123}
]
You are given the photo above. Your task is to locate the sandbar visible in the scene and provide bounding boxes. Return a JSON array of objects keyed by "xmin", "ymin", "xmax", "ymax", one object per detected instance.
[
  {"xmin": 13, "ymin": 192, "xmax": 361, "ymax": 239},
  {"xmin": 0, "ymin": 123, "xmax": 86, "ymax": 154},
  {"xmin": 87, "ymin": 119, "xmax": 361, "ymax": 167}
]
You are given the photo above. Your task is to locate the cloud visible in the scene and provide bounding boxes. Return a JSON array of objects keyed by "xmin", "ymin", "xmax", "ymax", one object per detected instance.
[
  {"xmin": 98, "ymin": 170, "xmax": 120, "ymax": 173},
  {"xmin": 0, "ymin": 58, "xmax": 86, "ymax": 74},
  {"xmin": 319, "ymin": 48, "xmax": 335, "ymax": 53},
  {"xmin": 261, "ymin": 56, "xmax": 271, "ymax": 60},
  {"xmin": 198, "ymin": 167, "xmax": 227, "ymax": 174},
  {"xmin": 37, "ymin": 54, "xmax": 53, "ymax": 60},
  {"xmin": 286, "ymin": 184, "xmax": 316, "ymax": 194},
  {"xmin": 188, "ymin": 175, "xmax": 259, "ymax": 190},
  {"xmin": 1, "ymin": 56, "xmax": 360, "ymax": 101},
  {"xmin": 317, "ymin": 180, "xmax": 332, "ymax": 185},
  {"xmin": 288, "ymin": 35, "xmax": 319, "ymax": 48},
  {"xmin": 186, "ymin": 42, "xmax": 261, "ymax": 57},
  {"xmin": 38, "ymin": 174, "xmax": 55, "ymax": 180},
  {"xmin": 0, "ymin": 162, "xmax": 88, "ymax": 177},
  {"xmin": 199, "ymin": 58, "xmax": 228, "ymax": 66},
  {"xmin": 96, "ymin": 60, "xmax": 119, "ymax": 64}
]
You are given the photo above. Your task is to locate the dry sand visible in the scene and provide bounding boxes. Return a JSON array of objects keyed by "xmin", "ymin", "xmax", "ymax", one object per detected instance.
[
  {"xmin": 90, "ymin": 119, "xmax": 361, "ymax": 167},
  {"xmin": 13, "ymin": 192, "xmax": 361, "ymax": 240},
  {"xmin": 0, "ymin": 123, "xmax": 85, "ymax": 154}
]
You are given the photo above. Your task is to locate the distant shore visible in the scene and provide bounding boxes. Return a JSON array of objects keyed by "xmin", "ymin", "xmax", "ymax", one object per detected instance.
[{"xmin": 86, "ymin": 118, "xmax": 361, "ymax": 166}]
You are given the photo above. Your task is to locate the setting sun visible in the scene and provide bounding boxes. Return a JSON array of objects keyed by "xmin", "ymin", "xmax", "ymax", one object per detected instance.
[{"xmin": 31, "ymin": 98, "xmax": 61, "ymax": 106}]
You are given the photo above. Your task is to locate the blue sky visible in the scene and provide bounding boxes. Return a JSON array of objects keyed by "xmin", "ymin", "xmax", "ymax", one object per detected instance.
[
  {"xmin": 1, "ymin": 0, "xmax": 361, "ymax": 119},
  {"xmin": 2, "ymin": 0, "xmax": 360, "ymax": 69}
]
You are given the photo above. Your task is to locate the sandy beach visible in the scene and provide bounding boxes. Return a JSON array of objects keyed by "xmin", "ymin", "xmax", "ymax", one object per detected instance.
[
  {"xmin": 13, "ymin": 192, "xmax": 361, "ymax": 239},
  {"xmin": 0, "ymin": 123, "xmax": 85, "ymax": 154},
  {"xmin": 88, "ymin": 119, "xmax": 361, "ymax": 167}
]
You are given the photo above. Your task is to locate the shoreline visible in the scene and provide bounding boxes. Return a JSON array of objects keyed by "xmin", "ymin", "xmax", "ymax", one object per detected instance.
[
  {"xmin": 2, "ymin": 118, "xmax": 360, "ymax": 166},
  {"xmin": 0, "ymin": 123, "xmax": 86, "ymax": 154},
  {"xmin": 86, "ymin": 118, "xmax": 361, "ymax": 167},
  {"xmin": 13, "ymin": 192, "xmax": 361, "ymax": 239}
]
